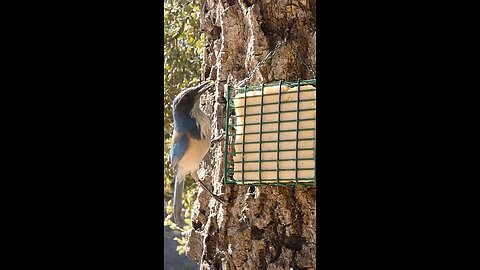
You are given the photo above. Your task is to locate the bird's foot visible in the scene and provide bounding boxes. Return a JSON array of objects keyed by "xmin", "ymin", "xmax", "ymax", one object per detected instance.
[
  {"xmin": 195, "ymin": 178, "xmax": 227, "ymax": 204},
  {"xmin": 210, "ymin": 193, "xmax": 227, "ymax": 204},
  {"xmin": 211, "ymin": 130, "xmax": 225, "ymax": 143}
]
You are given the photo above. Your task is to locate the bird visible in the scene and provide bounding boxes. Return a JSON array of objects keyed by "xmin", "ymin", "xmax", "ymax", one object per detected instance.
[{"xmin": 170, "ymin": 80, "xmax": 225, "ymax": 224}]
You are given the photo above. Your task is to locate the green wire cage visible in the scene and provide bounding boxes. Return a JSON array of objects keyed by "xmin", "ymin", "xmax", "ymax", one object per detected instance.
[{"xmin": 224, "ymin": 79, "xmax": 317, "ymax": 186}]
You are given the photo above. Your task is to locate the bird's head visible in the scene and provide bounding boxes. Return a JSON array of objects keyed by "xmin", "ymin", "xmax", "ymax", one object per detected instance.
[{"xmin": 172, "ymin": 81, "xmax": 213, "ymax": 114}]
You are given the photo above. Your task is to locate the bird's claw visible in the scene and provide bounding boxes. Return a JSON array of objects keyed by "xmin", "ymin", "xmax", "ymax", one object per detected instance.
[
  {"xmin": 194, "ymin": 176, "xmax": 227, "ymax": 204},
  {"xmin": 211, "ymin": 130, "xmax": 225, "ymax": 143},
  {"xmin": 211, "ymin": 193, "xmax": 227, "ymax": 204}
]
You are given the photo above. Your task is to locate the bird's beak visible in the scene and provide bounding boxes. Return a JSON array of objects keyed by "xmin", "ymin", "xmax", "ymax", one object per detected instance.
[{"xmin": 197, "ymin": 81, "xmax": 214, "ymax": 95}]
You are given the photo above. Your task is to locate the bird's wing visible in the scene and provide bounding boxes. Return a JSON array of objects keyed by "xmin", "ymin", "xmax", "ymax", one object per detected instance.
[{"xmin": 170, "ymin": 131, "xmax": 189, "ymax": 172}]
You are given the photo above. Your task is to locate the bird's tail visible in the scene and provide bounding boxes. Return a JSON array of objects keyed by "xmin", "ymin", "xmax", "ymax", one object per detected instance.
[{"xmin": 172, "ymin": 174, "xmax": 185, "ymax": 224}]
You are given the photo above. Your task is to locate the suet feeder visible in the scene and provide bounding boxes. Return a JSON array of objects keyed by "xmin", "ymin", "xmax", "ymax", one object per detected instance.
[{"xmin": 224, "ymin": 79, "xmax": 316, "ymax": 186}]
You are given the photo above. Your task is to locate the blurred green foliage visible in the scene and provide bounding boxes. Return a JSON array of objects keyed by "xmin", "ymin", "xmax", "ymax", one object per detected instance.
[{"xmin": 164, "ymin": 0, "xmax": 205, "ymax": 254}]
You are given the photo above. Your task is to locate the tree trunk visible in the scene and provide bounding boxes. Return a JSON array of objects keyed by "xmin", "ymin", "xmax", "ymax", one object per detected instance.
[{"xmin": 186, "ymin": 0, "xmax": 316, "ymax": 269}]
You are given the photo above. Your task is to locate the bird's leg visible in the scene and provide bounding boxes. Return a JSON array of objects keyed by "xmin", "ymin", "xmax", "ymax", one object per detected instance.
[{"xmin": 192, "ymin": 171, "xmax": 226, "ymax": 204}]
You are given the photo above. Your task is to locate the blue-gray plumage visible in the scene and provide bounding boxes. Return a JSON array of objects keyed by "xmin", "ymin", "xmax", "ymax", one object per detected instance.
[{"xmin": 170, "ymin": 81, "xmax": 225, "ymax": 224}]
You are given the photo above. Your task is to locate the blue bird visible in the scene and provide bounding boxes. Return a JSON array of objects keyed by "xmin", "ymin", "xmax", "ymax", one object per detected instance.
[{"xmin": 170, "ymin": 81, "xmax": 225, "ymax": 224}]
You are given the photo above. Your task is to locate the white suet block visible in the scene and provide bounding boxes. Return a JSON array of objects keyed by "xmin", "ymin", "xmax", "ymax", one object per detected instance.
[{"xmin": 232, "ymin": 84, "xmax": 316, "ymax": 183}]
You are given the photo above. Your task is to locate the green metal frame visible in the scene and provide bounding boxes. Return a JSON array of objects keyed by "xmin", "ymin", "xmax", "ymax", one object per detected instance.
[{"xmin": 224, "ymin": 79, "xmax": 317, "ymax": 186}]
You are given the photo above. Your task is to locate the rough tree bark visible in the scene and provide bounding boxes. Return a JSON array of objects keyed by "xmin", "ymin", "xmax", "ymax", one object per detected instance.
[{"xmin": 186, "ymin": 0, "xmax": 316, "ymax": 269}]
